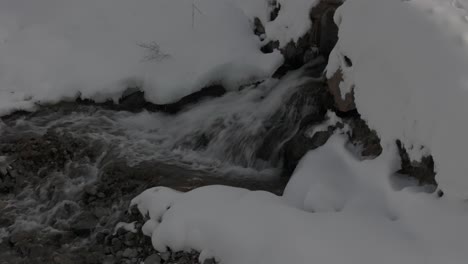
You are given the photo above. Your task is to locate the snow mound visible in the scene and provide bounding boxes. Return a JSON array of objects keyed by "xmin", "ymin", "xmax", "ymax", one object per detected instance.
[
  {"xmin": 132, "ymin": 136, "xmax": 468, "ymax": 264},
  {"xmin": 327, "ymin": 0, "xmax": 468, "ymax": 198},
  {"xmin": 0, "ymin": 0, "xmax": 285, "ymax": 115},
  {"xmin": 0, "ymin": 0, "xmax": 324, "ymax": 116}
]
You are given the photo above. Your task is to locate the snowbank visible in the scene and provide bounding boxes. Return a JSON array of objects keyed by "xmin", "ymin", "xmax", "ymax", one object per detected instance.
[
  {"xmin": 133, "ymin": 136, "xmax": 468, "ymax": 264},
  {"xmin": 327, "ymin": 0, "xmax": 468, "ymax": 198},
  {"xmin": 0, "ymin": 0, "xmax": 322, "ymax": 116},
  {"xmin": 0, "ymin": 0, "xmax": 282, "ymax": 115}
]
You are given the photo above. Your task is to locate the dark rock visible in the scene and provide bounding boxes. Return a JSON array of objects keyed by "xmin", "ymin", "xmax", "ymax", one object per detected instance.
[
  {"xmin": 327, "ymin": 69, "xmax": 356, "ymax": 113},
  {"xmin": 203, "ymin": 259, "xmax": 216, "ymax": 264},
  {"xmin": 269, "ymin": 1, "xmax": 281, "ymax": 21},
  {"xmin": 346, "ymin": 117, "xmax": 382, "ymax": 158},
  {"xmin": 317, "ymin": 4, "xmax": 340, "ymax": 57},
  {"xmin": 9, "ymin": 231, "xmax": 34, "ymax": 245},
  {"xmin": 144, "ymin": 254, "xmax": 161, "ymax": 264},
  {"xmin": 124, "ymin": 233, "xmax": 136, "ymax": 247},
  {"xmin": 343, "ymin": 56, "xmax": 353, "ymax": 67},
  {"xmin": 71, "ymin": 212, "xmax": 99, "ymax": 236},
  {"xmin": 122, "ymin": 248, "xmax": 138, "ymax": 258},
  {"xmin": 85, "ymin": 185, "xmax": 98, "ymax": 196},
  {"xmin": 94, "ymin": 207, "xmax": 109, "ymax": 218},
  {"xmin": 53, "ymin": 254, "xmax": 75, "ymax": 264},
  {"xmin": 160, "ymin": 252, "xmax": 171, "ymax": 261},
  {"xmin": 119, "ymin": 88, "xmax": 147, "ymax": 112},
  {"xmin": 396, "ymin": 140, "xmax": 437, "ymax": 187},
  {"xmin": 256, "ymin": 72, "xmax": 333, "ymax": 172},
  {"xmin": 102, "ymin": 255, "xmax": 117, "ymax": 264},
  {"xmin": 28, "ymin": 245, "xmax": 48, "ymax": 259},
  {"xmin": 118, "ymin": 85, "xmax": 226, "ymax": 114},
  {"xmin": 253, "ymin": 17, "xmax": 265, "ymax": 38},
  {"xmin": 272, "ymin": 0, "xmax": 342, "ymax": 78},
  {"xmin": 0, "ymin": 215, "xmax": 13, "ymax": 227},
  {"xmin": 112, "ymin": 238, "xmax": 123, "ymax": 251},
  {"xmin": 260, "ymin": 40, "xmax": 280, "ymax": 54}
]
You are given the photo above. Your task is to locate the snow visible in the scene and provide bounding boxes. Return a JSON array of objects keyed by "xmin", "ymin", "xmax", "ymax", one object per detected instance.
[
  {"xmin": 132, "ymin": 135, "xmax": 468, "ymax": 264},
  {"xmin": 0, "ymin": 0, "xmax": 323, "ymax": 116},
  {"xmin": 327, "ymin": 0, "xmax": 468, "ymax": 198},
  {"xmin": 0, "ymin": 0, "xmax": 286, "ymax": 115}
]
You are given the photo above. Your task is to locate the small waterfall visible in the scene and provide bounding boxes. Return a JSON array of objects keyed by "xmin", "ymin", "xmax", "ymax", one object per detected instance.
[{"xmin": 0, "ymin": 61, "xmax": 328, "ymax": 261}]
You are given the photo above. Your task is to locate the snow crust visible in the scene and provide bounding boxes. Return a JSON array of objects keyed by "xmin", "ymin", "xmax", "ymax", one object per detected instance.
[
  {"xmin": 327, "ymin": 0, "xmax": 468, "ymax": 198},
  {"xmin": 133, "ymin": 136, "xmax": 468, "ymax": 264}
]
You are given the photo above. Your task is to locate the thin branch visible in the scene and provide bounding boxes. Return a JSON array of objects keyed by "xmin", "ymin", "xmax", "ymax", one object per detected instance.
[{"xmin": 137, "ymin": 41, "xmax": 170, "ymax": 62}]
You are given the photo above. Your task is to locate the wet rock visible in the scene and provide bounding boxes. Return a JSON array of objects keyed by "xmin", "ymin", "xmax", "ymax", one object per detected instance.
[
  {"xmin": 327, "ymin": 69, "xmax": 356, "ymax": 113},
  {"xmin": 9, "ymin": 230, "xmax": 35, "ymax": 245},
  {"xmin": 345, "ymin": 117, "xmax": 382, "ymax": 158},
  {"xmin": 253, "ymin": 17, "xmax": 265, "ymax": 38},
  {"xmin": 311, "ymin": 0, "xmax": 342, "ymax": 57},
  {"xmin": 160, "ymin": 252, "xmax": 171, "ymax": 261},
  {"xmin": 203, "ymin": 259, "xmax": 216, "ymax": 264},
  {"xmin": 118, "ymin": 85, "xmax": 226, "ymax": 114},
  {"xmin": 144, "ymin": 254, "xmax": 161, "ymax": 264},
  {"xmin": 122, "ymin": 248, "xmax": 138, "ymax": 259},
  {"xmin": 85, "ymin": 185, "xmax": 98, "ymax": 196},
  {"xmin": 94, "ymin": 207, "xmax": 109, "ymax": 218},
  {"xmin": 119, "ymin": 89, "xmax": 147, "ymax": 112},
  {"xmin": 256, "ymin": 73, "xmax": 333, "ymax": 171},
  {"xmin": 269, "ymin": 1, "xmax": 281, "ymax": 21},
  {"xmin": 396, "ymin": 140, "xmax": 437, "ymax": 187},
  {"xmin": 72, "ymin": 212, "xmax": 99, "ymax": 236},
  {"xmin": 28, "ymin": 245, "xmax": 48, "ymax": 259},
  {"xmin": 111, "ymin": 238, "xmax": 123, "ymax": 251},
  {"xmin": 102, "ymin": 255, "xmax": 117, "ymax": 264},
  {"xmin": 273, "ymin": 0, "xmax": 342, "ymax": 78},
  {"xmin": 0, "ymin": 130, "xmax": 92, "ymax": 181},
  {"xmin": 0, "ymin": 215, "xmax": 13, "ymax": 227},
  {"xmin": 53, "ymin": 254, "xmax": 75, "ymax": 264},
  {"xmin": 260, "ymin": 40, "xmax": 280, "ymax": 54}
]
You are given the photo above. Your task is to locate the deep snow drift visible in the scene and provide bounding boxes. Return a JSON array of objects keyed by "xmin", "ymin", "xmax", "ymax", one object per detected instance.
[
  {"xmin": 133, "ymin": 136, "xmax": 468, "ymax": 264},
  {"xmin": 0, "ymin": 0, "xmax": 322, "ymax": 115},
  {"xmin": 327, "ymin": 0, "xmax": 468, "ymax": 198}
]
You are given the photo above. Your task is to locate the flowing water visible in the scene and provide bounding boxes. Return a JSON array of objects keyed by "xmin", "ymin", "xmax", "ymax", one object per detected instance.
[{"xmin": 0, "ymin": 65, "xmax": 326, "ymax": 263}]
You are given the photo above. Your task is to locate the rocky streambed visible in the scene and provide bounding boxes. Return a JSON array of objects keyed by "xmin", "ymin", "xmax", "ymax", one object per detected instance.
[{"xmin": 0, "ymin": 99, "xmax": 289, "ymax": 264}]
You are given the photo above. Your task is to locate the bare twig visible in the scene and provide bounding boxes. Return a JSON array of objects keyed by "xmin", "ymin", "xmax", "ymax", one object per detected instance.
[{"xmin": 137, "ymin": 41, "xmax": 170, "ymax": 62}]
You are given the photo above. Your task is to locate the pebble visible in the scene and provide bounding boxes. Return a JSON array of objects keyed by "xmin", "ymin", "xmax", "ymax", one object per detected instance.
[
  {"xmin": 203, "ymin": 258, "xmax": 216, "ymax": 264},
  {"xmin": 160, "ymin": 252, "xmax": 171, "ymax": 261},
  {"xmin": 144, "ymin": 254, "xmax": 161, "ymax": 264},
  {"xmin": 122, "ymin": 248, "xmax": 138, "ymax": 258}
]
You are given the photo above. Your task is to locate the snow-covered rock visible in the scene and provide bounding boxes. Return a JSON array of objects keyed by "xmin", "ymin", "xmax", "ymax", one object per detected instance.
[
  {"xmin": 132, "ymin": 136, "xmax": 468, "ymax": 264},
  {"xmin": 327, "ymin": 0, "xmax": 468, "ymax": 198}
]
